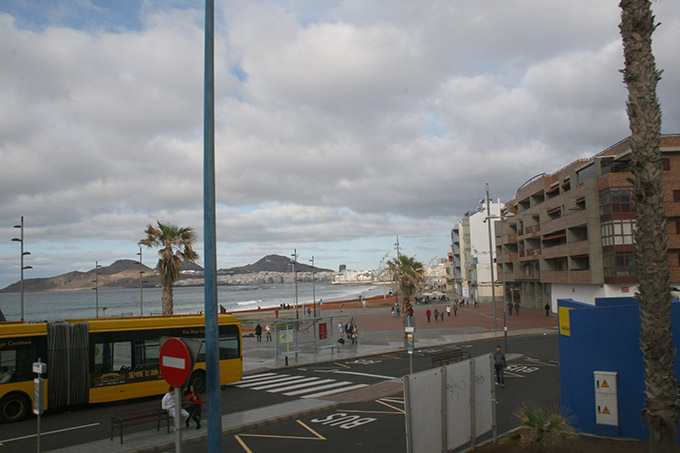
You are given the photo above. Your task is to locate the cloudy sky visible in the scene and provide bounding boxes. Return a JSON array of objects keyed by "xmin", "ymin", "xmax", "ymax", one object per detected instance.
[{"xmin": 1, "ymin": 0, "xmax": 679, "ymax": 289}]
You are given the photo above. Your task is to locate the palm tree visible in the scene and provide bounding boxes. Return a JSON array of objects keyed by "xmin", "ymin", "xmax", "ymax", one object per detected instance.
[
  {"xmin": 139, "ymin": 221, "xmax": 199, "ymax": 316},
  {"xmin": 620, "ymin": 0, "xmax": 677, "ymax": 449},
  {"xmin": 387, "ymin": 255, "xmax": 424, "ymax": 347}
]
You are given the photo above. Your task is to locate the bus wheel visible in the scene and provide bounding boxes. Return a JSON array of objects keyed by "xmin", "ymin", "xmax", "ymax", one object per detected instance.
[
  {"xmin": 188, "ymin": 370, "xmax": 206, "ymax": 393},
  {"xmin": 0, "ymin": 393, "xmax": 31, "ymax": 423}
]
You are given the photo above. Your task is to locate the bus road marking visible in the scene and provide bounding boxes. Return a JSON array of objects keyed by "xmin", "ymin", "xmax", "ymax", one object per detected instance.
[
  {"xmin": 0, "ymin": 422, "xmax": 100, "ymax": 445},
  {"xmin": 234, "ymin": 419, "xmax": 326, "ymax": 450}
]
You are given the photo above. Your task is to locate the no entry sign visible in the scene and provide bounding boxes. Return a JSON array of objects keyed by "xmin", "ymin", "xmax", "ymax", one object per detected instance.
[{"xmin": 160, "ymin": 337, "xmax": 193, "ymax": 387}]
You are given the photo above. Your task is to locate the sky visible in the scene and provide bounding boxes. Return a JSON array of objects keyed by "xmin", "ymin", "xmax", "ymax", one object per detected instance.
[{"xmin": 1, "ymin": 0, "xmax": 679, "ymax": 289}]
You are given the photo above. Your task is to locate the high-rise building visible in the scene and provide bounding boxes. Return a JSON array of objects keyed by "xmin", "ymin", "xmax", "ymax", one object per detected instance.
[{"xmin": 496, "ymin": 134, "xmax": 680, "ymax": 310}]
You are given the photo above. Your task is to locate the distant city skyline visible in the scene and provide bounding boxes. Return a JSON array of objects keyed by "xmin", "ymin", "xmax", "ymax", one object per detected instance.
[{"xmin": 2, "ymin": 1, "xmax": 680, "ymax": 289}]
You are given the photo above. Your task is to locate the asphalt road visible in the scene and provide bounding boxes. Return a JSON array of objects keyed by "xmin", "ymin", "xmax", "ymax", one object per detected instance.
[
  {"xmin": 1, "ymin": 333, "xmax": 559, "ymax": 451},
  {"xmin": 185, "ymin": 334, "xmax": 560, "ymax": 453}
]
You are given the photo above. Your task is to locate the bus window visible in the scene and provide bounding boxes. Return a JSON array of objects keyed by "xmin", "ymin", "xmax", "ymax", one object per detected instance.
[
  {"xmin": 133, "ymin": 339, "xmax": 160, "ymax": 368},
  {"xmin": 112, "ymin": 342, "xmax": 131, "ymax": 371},
  {"xmin": 93, "ymin": 341, "xmax": 132, "ymax": 372},
  {"xmin": 219, "ymin": 337, "xmax": 239, "ymax": 360},
  {"xmin": 0, "ymin": 351, "xmax": 17, "ymax": 384}
]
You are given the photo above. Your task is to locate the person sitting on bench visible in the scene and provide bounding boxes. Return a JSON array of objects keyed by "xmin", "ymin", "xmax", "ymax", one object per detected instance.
[{"xmin": 162, "ymin": 386, "xmax": 189, "ymax": 426}]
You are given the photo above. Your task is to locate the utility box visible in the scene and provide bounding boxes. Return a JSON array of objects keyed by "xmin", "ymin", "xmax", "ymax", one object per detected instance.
[{"xmin": 594, "ymin": 371, "xmax": 618, "ymax": 426}]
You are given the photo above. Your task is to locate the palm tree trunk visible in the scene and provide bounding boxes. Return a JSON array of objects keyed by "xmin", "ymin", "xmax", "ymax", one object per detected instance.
[
  {"xmin": 620, "ymin": 1, "xmax": 677, "ymax": 450},
  {"xmin": 162, "ymin": 284, "xmax": 174, "ymax": 316}
]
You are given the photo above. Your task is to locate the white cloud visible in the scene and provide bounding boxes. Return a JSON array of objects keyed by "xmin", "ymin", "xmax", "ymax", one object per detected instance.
[{"xmin": 1, "ymin": 1, "xmax": 679, "ymax": 288}]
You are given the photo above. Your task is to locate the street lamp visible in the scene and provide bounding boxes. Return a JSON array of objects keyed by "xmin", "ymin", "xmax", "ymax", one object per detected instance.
[
  {"xmin": 483, "ymin": 183, "xmax": 498, "ymax": 330},
  {"xmin": 291, "ymin": 250, "xmax": 299, "ymax": 319},
  {"xmin": 92, "ymin": 261, "xmax": 103, "ymax": 318},
  {"xmin": 483, "ymin": 184, "xmax": 509, "ymax": 352},
  {"xmin": 137, "ymin": 246, "xmax": 145, "ymax": 316},
  {"xmin": 12, "ymin": 216, "xmax": 32, "ymax": 322},
  {"xmin": 310, "ymin": 256, "xmax": 316, "ymax": 317}
]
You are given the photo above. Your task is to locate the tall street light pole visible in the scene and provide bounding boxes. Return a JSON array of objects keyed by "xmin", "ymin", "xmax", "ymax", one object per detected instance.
[
  {"xmin": 137, "ymin": 246, "xmax": 145, "ymax": 316},
  {"xmin": 12, "ymin": 216, "xmax": 32, "ymax": 322},
  {"xmin": 310, "ymin": 256, "xmax": 316, "ymax": 317},
  {"xmin": 291, "ymin": 250, "xmax": 299, "ymax": 319},
  {"xmin": 485, "ymin": 183, "xmax": 498, "ymax": 330},
  {"xmin": 92, "ymin": 261, "xmax": 102, "ymax": 318}
]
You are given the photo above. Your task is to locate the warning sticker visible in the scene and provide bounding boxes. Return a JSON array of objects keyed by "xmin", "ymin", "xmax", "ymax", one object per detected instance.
[
  {"xmin": 602, "ymin": 406, "xmax": 611, "ymax": 415},
  {"xmin": 601, "ymin": 379, "xmax": 609, "ymax": 388}
]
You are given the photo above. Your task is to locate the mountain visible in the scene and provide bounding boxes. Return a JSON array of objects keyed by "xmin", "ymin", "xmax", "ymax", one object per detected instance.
[
  {"xmin": 0, "ymin": 260, "xmax": 155, "ymax": 293},
  {"xmin": 0, "ymin": 255, "xmax": 333, "ymax": 293},
  {"xmin": 218, "ymin": 254, "xmax": 333, "ymax": 274}
]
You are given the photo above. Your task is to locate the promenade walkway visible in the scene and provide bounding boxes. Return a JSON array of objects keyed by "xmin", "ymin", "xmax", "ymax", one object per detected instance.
[{"xmin": 51, "ymin": 297, "xmax": 558, "ymax": 452}]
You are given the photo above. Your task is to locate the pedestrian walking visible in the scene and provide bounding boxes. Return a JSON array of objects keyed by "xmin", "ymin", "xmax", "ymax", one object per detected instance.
[
  {"xmin": 434, "ymin": 309, "xmax": 440, "ymax": 321},
  {"xmin": 426, "ymin": 308, "xmax": 432, "ymax": 323},
  {"xmin": 493, "ymin": 346, "xmax": 506, "ymax": 388},
  {"xmin": 454, "ymin": 303, "xmax": 458, "ymax": 317},
  {"xmin": 391, "ymin": 305, "xmax": 396, "ymax": 317},
  {"xmin": 265, "ymin": 324, "xmax": 272, "ymax": 341},
  {"xmin": 514, "ymin": 302, "xmax": 520, "ymax": 316},
  {"xmin": 255, "ymin": 324, "xmax": 262, "ymax": 342},
  {"xmin": 544, "ymin": 303, "xmax": 550, "ymax": 317},
  {"xmin": 507, "ymin": 301, "xmax": 513, "ymax": 316},
  {"xmin": 446, "ymin": 305, "xmax": 451, "ymax": 317}
]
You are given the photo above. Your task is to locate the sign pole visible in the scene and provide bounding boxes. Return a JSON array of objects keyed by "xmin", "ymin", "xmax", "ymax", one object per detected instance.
[
  {"xmin": 33, "ymin": 359, "xmax": 46, "ymax": 453},
  {"xmin": 174, "ymin": 386, "xmax": 182, "ymax": 452}
]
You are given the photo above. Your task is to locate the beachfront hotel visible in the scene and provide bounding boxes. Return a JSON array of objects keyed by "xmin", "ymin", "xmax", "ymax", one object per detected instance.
[{"xmin": 494, "ymin": 134, "xmax": 680, "ymax": 311}]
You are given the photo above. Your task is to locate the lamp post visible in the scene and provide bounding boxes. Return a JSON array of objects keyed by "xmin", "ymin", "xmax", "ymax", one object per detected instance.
[
  {"xmin": 484, "ymin": 183, "xmax": 498, "ymax": 329},
  {"xmin": 12, "ymin": 216, "xmax": 32, "ymax": 322},
  {"xmin": 483, "ymin": 186, "xmax": 509, "ymax": 351},
  {"xmin": 137, "ymin": 247, "xmax": 144, "ymax": 316},
  {"xmin": 291, "ymin": 250, "xmax": 299, "ymax": 319},
  {"xmin": 310, "ymin": 256, "xmax": 316, "ymax": 317},
  {"xmin": 92, "ymin": 261, "xmax": 102, "ymax": 318}
]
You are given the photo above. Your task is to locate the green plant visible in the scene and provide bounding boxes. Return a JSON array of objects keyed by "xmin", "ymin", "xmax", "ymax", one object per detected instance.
[{"xmin": 507, "ymin": 403, "xmax": 574, "ymax": 451}]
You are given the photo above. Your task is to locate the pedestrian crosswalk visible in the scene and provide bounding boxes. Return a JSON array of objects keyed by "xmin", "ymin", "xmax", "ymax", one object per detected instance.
[{"xmin": 233, "ymin": 372, "xmax": 369, "ymax": 399}]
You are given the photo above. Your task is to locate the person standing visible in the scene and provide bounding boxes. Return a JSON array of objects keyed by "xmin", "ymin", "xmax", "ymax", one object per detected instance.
[
  {"xmin": 265, "ymin": 324, "xmax": 272, "ymax": 341},
  {"xmin": 454, "ymin": 302, "xmax": 458, "ymax": 317},
  {"xmin": 446, "ymin": 305, "xmax": 451, "ymax": 317},
  {"xmin": 493, "ymin": 346, "xmax": 506, "ymax": 388},
  {"xmin": 514, "ymin": 302, "xmax": 520, "ymax": 316},
  {"xmin": 544, "ymin": 303, "xmax": 550, "ymax": 317},
  {"xmin": 186, "ymin": 385, "xmax": 202, "ymax": 429},
  {"xmin": 507, "ymin": 301, "xmax": 513, "ymax": 316},
  {"xmin": 162, "ymin": 386, "xmax": 189, "ymax": 426},
  {"xmin": 255, "ymin": 324, "xmax": 262, "ymax": 342},
  {"xmin": 426, "ymin": 308, "xmax": 432, "ymax": 323}
]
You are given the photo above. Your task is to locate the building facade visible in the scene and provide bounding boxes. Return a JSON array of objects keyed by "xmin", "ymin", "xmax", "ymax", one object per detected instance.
[
  {"xmin": 449, "ymin": 201, "xmax": 503, "ymax": 300},
  {"xmin": 496, "ymin": 134, "xmax": 680, "ymax": 310}
]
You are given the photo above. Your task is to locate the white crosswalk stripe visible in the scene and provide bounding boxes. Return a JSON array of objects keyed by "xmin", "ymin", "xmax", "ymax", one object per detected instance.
[{"xmin": 233, "ymin": 372, "xmax": 370, "ymax": 398}]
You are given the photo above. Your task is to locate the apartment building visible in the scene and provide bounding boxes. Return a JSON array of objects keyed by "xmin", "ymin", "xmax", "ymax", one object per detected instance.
[
  {"xmin": 496, "ymin": 134, "xmax": 680, "ymax": 311},
  {"xmin": 447, "ymin": 201, "xmax": 503, "ymax": 300}
]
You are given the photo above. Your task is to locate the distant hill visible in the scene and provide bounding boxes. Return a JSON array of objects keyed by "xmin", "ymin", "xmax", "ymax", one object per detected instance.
[
  {"xmin": 218, "ymin": 254, "xmax": 333, "ymax": 274},
  {"xmin": 0, "ymin": 255, "xmax": 333, "ymax": 293},
  {"xmin": 0, "ymin": 259, "xmax": 155, "ymax": 293}
]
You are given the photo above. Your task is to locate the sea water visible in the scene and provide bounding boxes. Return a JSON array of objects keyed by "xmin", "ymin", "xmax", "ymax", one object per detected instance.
[{"xmin": 0, "ymin": 282, "xmax": 386, "ymax": 322}]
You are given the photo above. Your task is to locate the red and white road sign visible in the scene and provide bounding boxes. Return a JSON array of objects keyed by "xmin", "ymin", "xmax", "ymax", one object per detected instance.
[{"xmin": 160, "ymin": 338, "xmax": 193, "ymax": 387}]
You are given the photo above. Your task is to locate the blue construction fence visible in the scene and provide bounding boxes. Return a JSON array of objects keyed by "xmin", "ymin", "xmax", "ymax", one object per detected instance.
[{"xmin": 558, "ymin": 296, "xmax": 680, "ymax": 440}]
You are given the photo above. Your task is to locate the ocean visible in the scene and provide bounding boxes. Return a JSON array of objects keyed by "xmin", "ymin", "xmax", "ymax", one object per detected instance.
[{"xmin": 0, "ymin": 282, "xmax": 385, "ymax": 322}]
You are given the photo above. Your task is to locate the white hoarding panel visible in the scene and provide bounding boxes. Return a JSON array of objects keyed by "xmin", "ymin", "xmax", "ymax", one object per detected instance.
[
  {"xmin": 473, "ymin": 354, "xmax": 494, "ymax": 435},
  {"xmin": 405, "ymin": 368, "xmax": 444, "ymax": 453}
]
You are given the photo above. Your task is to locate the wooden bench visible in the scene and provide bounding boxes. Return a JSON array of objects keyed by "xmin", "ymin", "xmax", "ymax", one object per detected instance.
[
  {"xmin": 430, "ymin": 348, "xmax": 471, "ymax": 367},
  {"xmin": 110, "ymin": 403, "xmax": 170, "ymax": 444}
]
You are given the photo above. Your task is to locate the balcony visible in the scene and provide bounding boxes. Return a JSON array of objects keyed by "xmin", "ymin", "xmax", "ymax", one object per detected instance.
[{"xmin": 541, "ymin": 270, "xmax": 569, "ymax": 284}]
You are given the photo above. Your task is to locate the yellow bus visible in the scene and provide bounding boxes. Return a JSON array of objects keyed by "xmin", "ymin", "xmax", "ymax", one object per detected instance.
[{"xmin": 0, "ymin": 314, "xmax": 242, "ymax": 423}]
